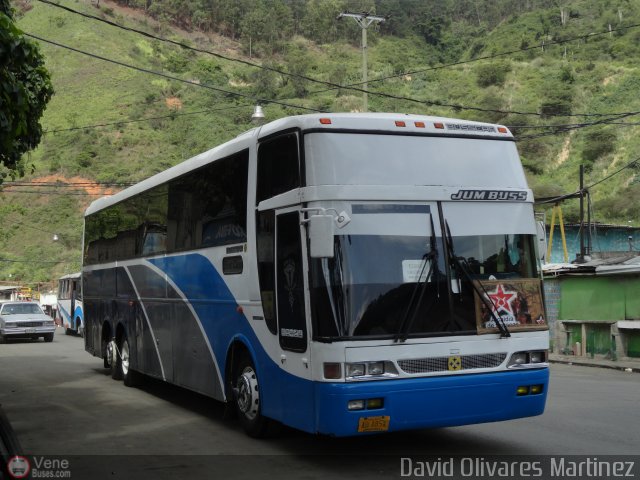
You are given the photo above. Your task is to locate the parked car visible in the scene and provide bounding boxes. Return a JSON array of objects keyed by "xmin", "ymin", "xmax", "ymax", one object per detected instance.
[{"xmin": 0, "ymin": 301, "xmax": 56, "ymax": 343}]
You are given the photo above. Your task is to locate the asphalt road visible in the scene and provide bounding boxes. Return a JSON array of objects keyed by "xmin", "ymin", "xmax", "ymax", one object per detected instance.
[{"xmin": 1, "ymin": 329, "xmax": 639, "ymax": 479}]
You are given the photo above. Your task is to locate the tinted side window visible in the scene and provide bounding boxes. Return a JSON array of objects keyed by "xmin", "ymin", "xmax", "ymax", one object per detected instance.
[
  {"xmin": 167, "ymin": 150, "xmax": 248, "ymax": 251},
  {"xmin": 84, "ymin": 150, "xmax": 249, "ymax": 265},
  {"xmin": 256, "ymin": 133, "xmax": 300, "ymax": 204},
  {"xmin": 84, "ymin": 186, "xmax": 168, "ymax": 264}
]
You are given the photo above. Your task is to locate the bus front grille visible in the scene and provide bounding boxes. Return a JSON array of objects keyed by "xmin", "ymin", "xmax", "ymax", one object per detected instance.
[{"xmin": 398, "ymin": 353, "xmax": 507, "ymax": 374}]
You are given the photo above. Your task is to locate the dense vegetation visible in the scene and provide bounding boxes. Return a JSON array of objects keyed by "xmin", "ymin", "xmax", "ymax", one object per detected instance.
[
  {"xmin": 2, "ymin": 0, "xmax": 640, "ymax": 286},
  {"xmin": 0, "ymin": 0, "xmax": 53, "ymax": 176}
]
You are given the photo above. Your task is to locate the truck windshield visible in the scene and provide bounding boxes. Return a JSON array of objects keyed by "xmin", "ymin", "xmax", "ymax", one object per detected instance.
[{"xmin": 309, "ymin": 232, "xmax": 540, "ymax": 340}]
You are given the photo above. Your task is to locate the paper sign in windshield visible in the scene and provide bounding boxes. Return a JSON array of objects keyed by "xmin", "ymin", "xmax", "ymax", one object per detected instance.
[
  {"xmin": 402, "ymin": 260, "xmax": 433, "ymax": 283},
  {"xmin": 474, "ymin": 279, "xmax": 547, "ymax": 333}
]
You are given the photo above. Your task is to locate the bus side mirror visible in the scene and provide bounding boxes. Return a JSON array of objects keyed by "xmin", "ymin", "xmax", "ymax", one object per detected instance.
[{"xmin": 308, "ymin": 215, "xmax": 335, "ymax": 258}]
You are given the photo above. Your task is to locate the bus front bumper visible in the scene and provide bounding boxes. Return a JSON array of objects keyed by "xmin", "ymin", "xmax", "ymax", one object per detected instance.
[{"xmin": 314, "ymin": 368, "xmax": 549, "ymax": 437}]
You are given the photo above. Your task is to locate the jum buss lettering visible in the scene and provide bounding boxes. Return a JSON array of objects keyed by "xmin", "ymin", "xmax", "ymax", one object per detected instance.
[{"xmin": 450, "ymin": 190, "xmax": 527, "ymax": 201}]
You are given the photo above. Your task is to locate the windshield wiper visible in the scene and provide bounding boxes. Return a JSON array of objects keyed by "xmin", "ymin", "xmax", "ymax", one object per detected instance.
[
  {"xmin": 395, "ymin": 214, "xmax": 440, "ymax": 343},
  {"xmin": 444, "ymin": 221, "xmax": 511, "ymax": 338}
]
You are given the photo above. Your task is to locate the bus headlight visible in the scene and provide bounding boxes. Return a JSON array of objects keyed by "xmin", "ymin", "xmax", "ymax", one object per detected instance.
[
  {"xmin": 345, "ymin": 361, "xmax": 399, "ymax": 380},
  {"xmin": 508, "ymin": 352, "xmax": 528, "ymax": 366},
  {"xmin": 507, "ymin": 350, "xmax": 548, "ymax": 368},
  {"xmin": 529, "ymin": 351, "xmax": 547, "ymax": 363},
  {"xmin": 346, "ymin": 363, "xmax": 366, "ymax": 377},
  {"xmin": 367, "ymin": 362, "xmax": 385, "ymax": 375}
]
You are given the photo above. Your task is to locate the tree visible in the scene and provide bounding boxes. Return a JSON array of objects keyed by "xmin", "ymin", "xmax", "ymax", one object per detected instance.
[{"xmin": 0, "ymin": 0, "xmax": 54, "ymax": 180}]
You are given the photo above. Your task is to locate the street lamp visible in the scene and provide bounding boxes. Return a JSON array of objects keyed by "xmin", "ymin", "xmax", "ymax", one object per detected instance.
[{"xmin": 251, "ymin": 105, "xmax": 265, "ymax": 125}]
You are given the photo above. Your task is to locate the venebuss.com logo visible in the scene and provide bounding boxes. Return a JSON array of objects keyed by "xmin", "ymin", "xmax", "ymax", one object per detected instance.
[{"xmin": 6, "ymin": 456, "xmax": 30, "ymax": 479}]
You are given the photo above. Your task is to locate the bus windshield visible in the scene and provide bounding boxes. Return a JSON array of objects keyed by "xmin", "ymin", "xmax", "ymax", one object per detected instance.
[{"xmin": 309, "ymin": 231, "xmax": 540, "ymax": 340}]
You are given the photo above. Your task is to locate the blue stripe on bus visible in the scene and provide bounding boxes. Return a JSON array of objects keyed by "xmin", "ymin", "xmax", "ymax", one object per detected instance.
[
  {"xmin": 147, "ymin": 254, "xmax": 314, "ymax": 431},
  {"xmin": 58, "ymin": 306, "xmax": 71, "ymax": 321},
  {"xmin": 147, "ymin": 253, "xmax": 549, "ymax": 435},
  {"xmin": 73, "ymin": 306, "xmax": 83, "ymax": 325}
]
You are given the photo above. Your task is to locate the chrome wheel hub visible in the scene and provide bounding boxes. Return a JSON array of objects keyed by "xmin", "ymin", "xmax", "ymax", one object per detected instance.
[
  {"xmin": 236, "ymin": 367, "xmax": 259, "ymax": 420},
  {"xmin": 121, "ymin": 340, "xmax": 130, "ymax": 376},
  {"xmin": 106, "ymin": 340, "xmax": 115, "ymax": 367}
]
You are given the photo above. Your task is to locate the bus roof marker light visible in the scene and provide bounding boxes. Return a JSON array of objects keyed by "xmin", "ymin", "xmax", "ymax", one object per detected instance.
[
  {"xmin": 395, "ymin": 121, "xmax": 406, "ymax": 127},
  {"xmin": 498, "ymin": 127, "xmax": 509, "ymax": 134},
  {"xmin": 434, "ymin": 122, "xmax": 445, "ymax": 129},
  {"xmin": 414, "ymin": 121, "xmax": 426, "ymax": 128},
  {"xmin": 319, "ymin": 118, "xmax": 332, "ymax": 125}
]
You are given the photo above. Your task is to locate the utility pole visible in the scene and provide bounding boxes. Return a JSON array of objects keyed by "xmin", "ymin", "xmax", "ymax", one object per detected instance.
[
  {"xmin": 337, "ymin": 12, "xmax": 386, "ymax": 112},
  {"xmin": 578, "ymin": 164, "xmax": 587, "ymax": 263}
]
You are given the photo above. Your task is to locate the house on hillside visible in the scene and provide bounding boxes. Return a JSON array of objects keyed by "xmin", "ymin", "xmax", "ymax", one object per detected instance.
[{"xmin": 0, "ymin": 286, "xmax": 25, "ymax": 302}]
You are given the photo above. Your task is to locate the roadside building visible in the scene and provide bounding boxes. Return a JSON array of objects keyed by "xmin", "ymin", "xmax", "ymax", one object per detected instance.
[
  {"xmin": 543, "ymin": 252, "xmax": 640, "ymax": 360},
  {"xmin": 0, "ymin": 286, "xmax": 24, "ymax": 302}
]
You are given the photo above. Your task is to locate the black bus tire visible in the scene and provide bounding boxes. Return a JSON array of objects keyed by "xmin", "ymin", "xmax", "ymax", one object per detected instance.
[
  {"xmin": 121, "ymin": 334, "xmax": 141, "ymax": 387},
  {"xmin": 234, "ymin": 355, "xmax": 270, "ymax": 438},
  {"xmin": 111, "ymin": 337, "xmax": 123, "ymax": 380}
]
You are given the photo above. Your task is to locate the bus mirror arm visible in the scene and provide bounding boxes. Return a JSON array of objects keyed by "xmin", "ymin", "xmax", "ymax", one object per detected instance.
[{"xmin": 301, "ymin": 208, "xmax": 351, "ymax": 259}]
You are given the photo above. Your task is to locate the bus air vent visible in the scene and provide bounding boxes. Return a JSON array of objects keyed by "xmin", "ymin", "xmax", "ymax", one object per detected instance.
[{"xmin": 398, "ymin": 353, "xmax": 507, "ymax": 374}]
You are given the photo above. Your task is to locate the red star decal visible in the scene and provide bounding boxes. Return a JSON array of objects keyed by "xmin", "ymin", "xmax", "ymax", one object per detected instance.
[{"xmin": 486, "ymin": 284, "xmax": 517, "ymax": 317}]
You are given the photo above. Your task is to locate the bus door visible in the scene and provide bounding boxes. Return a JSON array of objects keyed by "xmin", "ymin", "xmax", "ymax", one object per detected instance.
[
  {"xmin": 275, "ymin": 208, "xmax": 314, "ymax": 429},
  {"xmin": 70, "ymin": 278, "xmax": 77, "ymax": 326}
]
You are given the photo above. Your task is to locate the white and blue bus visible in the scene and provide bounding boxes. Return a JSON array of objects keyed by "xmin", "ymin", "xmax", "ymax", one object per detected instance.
[
  {"xmin": 82, "ymin": 113, "xmax": 549, "ymax": 437},
  {"xmin": 57, "ymin": 272, "xmax": 84, "ymax": 336}
]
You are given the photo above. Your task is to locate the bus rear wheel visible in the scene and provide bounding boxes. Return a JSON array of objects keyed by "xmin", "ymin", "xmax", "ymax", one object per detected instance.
[
  {"xmin": 121, "ymin": 334, "xmax": 141, "ymax": 387},
  {"xmin": 110, "ymin": 338, "xmax": 122, "ymax": 380},
  {"xmin": 234, "ymin": 356, "xmax": 270, "ymax": 438}
]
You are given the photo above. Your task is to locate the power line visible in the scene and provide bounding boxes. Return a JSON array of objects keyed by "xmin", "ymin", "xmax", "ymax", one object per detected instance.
[
  {"xmin": 349, "ymin": 22, "xmax": 640, "ymax": 89},
  {"xmin": 508, "ymin": 120, "xmax": 640, "ymax": 129},
  {"xmin": 42, "ymin": 104, "xmax": 252, "ymax": 134},
  {"xmin": 24, "ymin": 33, "xmax": 325, "ymax": 114},
  {"xmin": 4, "ymin": 181, "xmax": 133, "ymax": 187},
  {"xmin": 31, "ymin": 0, "xmax": 640, "ymax": 119},
  {"xmin": 35, "ymin": 0, "xmax": 341, "ymax": 91},
  {"xmin": 586, "ymin": 157, "xmax": 640, "ymax": 190},
  {"xmin": 3, "ymin": 182, "xmax": 132, "ymax": 187},
  {"xmin": 28, "ymin": 30, "xmax": 512, "ymax": 119},
  {"xmin": 535, "ymin": 157, "xmax": 640, "ymax": 206},
  {"xmin": 0, "ymin": 257, "xmax": 65, "ymax": 264},
  {"xmin": 1, "ymin": 189, "xmax": 103, "ymax": 196},
  {"xmin": 515, "ymin": 112, "xmax": 640, "ymax": 140}
]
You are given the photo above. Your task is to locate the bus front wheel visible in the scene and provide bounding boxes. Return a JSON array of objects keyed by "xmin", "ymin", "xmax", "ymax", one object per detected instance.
[{"xmin": 234, "ymin": 356, "xmax": 269, "ymax": 438}]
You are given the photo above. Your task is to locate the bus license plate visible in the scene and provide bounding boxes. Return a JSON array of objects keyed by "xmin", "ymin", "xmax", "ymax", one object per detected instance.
[
  {"xmin": 357, "ymin": 415, "xmax": 390, "ymax": 433},
  {"xmin": 26, "ymin": 328, "xmax": 36, "ymax": 334}
]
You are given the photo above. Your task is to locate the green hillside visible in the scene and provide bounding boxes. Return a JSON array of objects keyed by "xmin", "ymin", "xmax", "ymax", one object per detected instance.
[{"xmin": 3, "ymin": 0, "xmax": 640, "ymax": 285}]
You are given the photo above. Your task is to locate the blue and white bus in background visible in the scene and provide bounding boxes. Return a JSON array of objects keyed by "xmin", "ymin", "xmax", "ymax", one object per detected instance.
[
  {"xmin": 82, "ymin": 113, "xmax": 549, "ymax": 437},
  {"xmin": 57, "ymin": 272, "xmax": 84, "ymax": 336}
]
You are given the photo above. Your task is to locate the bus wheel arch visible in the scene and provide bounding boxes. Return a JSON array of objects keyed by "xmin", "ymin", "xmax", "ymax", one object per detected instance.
[{"xmin": 226, "ymin": 341, "xmax": 271, "ymax": 438}]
